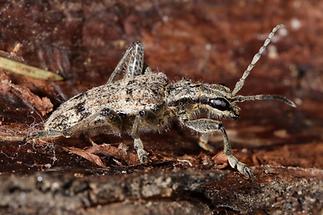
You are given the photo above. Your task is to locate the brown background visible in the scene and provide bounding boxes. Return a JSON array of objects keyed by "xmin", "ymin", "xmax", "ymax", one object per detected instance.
[{"xmin": 0, "ymin": 1, "xmax": 322, "ymax": 214}]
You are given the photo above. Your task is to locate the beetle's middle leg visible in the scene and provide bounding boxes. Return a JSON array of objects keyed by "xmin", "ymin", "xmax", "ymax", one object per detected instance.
[
  {"xmin": 131, "ymin": 115, "xmax": 149, "ymax": 164},
  {"xmin": 182, "ymin": 118, "xmax": 253, "ymax": 178}
]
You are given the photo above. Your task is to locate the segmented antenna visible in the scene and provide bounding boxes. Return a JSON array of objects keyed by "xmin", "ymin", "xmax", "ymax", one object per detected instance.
[
  {"xmin": 232, "ymin": 24, "xmax": 285, "ymax": 96},
  {"xmin": 234, "ymin": 94, "xmax": 296, "ymax": 107}
]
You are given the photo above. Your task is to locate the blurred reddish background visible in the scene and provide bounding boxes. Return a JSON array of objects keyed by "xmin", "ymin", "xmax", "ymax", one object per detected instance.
[{"xmin": 0, "ymin": 1, "xmax": 322, "ymax": 214}]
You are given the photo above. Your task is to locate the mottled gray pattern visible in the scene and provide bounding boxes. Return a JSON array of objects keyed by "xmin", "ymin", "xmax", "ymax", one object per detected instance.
[
  {"xmin": 45, "ymin": 70, "xmax": 168, "ymax": 131},
  {"xmin": 39, "ymin": 31, "xmax": 295, "ymax": 177}
]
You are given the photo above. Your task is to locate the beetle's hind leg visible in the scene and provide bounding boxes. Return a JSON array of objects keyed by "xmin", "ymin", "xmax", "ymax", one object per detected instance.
[
  {"xmin": 29, "ymin": 107, "xmax": 123, "ymax": 142},
  {"xmin": 182, "ymin": 118, "xmax": 253, "ymax": 178},
  {"xmin": 26, "ymin": 129, "xmax": 66, "ymax": 142},
  {"xmin": 107, "ymin": 41, "xmax": 145, "ymax": 83}
]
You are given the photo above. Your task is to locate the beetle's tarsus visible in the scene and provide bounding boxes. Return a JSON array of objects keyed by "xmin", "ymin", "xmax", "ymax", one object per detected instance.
[{"xmin": 227, "ymin": 155, "xmax": 253, "ymax": 178}]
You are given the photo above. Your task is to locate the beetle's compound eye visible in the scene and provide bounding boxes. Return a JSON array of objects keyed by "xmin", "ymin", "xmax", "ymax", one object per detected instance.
[
  {"xmin": 209, "ymin": 98, "xmax": 230, "ymax": 111},
  {"xmin": 139, "ymin": 110, "xmax": 146, "ymax": 117}
]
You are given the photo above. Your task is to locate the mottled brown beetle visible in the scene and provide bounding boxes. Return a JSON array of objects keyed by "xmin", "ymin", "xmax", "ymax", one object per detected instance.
[{"xmin": 31, "ymin": 24, "xmax": 295, "ymax": 177}]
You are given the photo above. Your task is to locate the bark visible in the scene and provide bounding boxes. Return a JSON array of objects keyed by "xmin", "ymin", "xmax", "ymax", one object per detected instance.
[{"xmin": 0, "ymin": 0, "xmax": 322, "ymax": 214}]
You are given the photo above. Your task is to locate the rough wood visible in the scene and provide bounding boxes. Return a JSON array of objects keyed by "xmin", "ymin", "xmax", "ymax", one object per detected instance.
[{"xmin": 0, "ymin": 0, "xmax": 322, "ymax": 214}]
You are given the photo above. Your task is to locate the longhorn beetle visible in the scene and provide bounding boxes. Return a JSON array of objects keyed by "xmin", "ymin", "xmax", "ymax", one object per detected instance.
[{"xmin": 30, "ymin": 24, "xmax": 295, "ymax": 177}]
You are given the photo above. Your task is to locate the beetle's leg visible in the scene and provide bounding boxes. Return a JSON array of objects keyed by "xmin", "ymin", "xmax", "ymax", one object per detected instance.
[
  {"xmin": 198, "ymin": 133, "xmax": 215, "ymax": 152},
  {"xmin": 131, "ymin": 115, "xmax": 149, "ymax": 163},
  {"xmin": 219, "ymin": 125, "xmax": 253, "ymax": 178},
  {"xmin": 30, "ymin": 108, "xmax": 123, "ymax": 142},
  {"xmin": 107, "ymin": 41, "xmax": 144, "ymax": 83},
  {"xmin": 181, "ymin": 118, "xmax": 253, "ymax": 178},
  {"xmin": 63, "ymin": 107, "xmax": 123, "ymax": 139},
  {"xmin": 26, "ymin": 129, "xmax": 66, "ymax": 142}
]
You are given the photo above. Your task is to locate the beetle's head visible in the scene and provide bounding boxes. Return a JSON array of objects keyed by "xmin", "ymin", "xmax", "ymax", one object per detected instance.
[
  {"xmin": 167, "ymin": 80, "xmax": 241, "ymax": 120},
  {"xmin": 167, "ymin": 78, "xmax": 295, "ymax": 121},
  {"xmin": 167, "ymin": 25, "xmax": 297, "ymax": 121}
]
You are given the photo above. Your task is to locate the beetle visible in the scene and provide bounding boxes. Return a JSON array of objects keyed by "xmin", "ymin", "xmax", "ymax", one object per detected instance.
[{"xmin": 30, "ymin": 24, "xmax": 295, "ymax": 177}]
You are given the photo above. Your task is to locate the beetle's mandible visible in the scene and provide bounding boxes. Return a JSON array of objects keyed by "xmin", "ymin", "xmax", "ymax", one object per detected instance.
[{"xmin": 30, "ymin": 24, "xmax": 296, "ymax": 177}]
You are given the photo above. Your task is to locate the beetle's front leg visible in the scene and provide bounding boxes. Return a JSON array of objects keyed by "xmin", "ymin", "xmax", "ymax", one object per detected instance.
[{"xmin": 182, "ymin": 118, "xmax": 253, "ymax": 178}]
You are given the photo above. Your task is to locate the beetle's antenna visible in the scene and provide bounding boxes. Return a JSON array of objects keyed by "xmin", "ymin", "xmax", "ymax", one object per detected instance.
[
  {"xmin": 232, "ymin": 24, "xmax": 285, "ymax": 96},
  {"xmin": 234, "ymin": 94, "xmax": 296, "ymax": 108}
]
